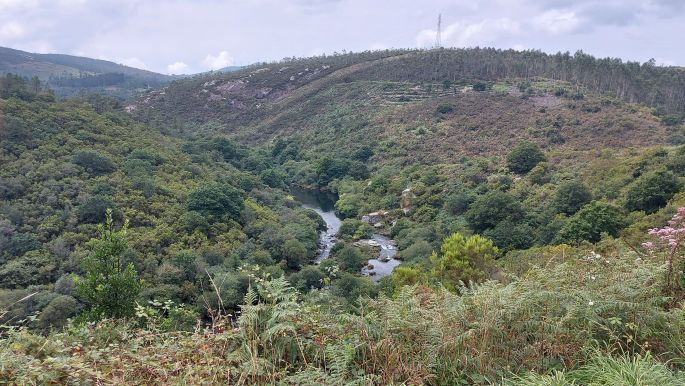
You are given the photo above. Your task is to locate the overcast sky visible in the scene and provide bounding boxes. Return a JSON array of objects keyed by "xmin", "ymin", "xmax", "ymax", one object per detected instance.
[{"xmin": 0, "ymin": 0, "xmax": 683, "ymax": 74}]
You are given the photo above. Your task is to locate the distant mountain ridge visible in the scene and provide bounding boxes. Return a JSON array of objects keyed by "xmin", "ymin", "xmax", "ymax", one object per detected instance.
[{"xmin": 0, "ymin": 46, "xmax": 173, "ymax": 99}]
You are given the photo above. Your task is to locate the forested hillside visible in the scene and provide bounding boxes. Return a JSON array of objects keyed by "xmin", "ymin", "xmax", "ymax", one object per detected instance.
[
  {"xmin": 3, "ymin": 47, "xmax": 685, "ymax": 385},
  {"xmin": 0, "ymin": 47, "xmax": 173, "ymax": 99}
]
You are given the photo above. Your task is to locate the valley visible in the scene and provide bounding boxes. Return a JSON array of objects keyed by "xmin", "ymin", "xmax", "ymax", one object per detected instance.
[{"xmin": 2, "ymin": 46, "xmax": 685, "ymax": 384}]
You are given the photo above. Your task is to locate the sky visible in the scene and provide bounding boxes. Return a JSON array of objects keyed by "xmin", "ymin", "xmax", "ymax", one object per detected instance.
[{"xmin": 0, "ymin": 0, "xmax": 683, "ymax": 74}]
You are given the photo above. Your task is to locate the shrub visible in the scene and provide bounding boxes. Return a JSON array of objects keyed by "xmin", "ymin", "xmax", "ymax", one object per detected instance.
[
  {"xmin": 430, "ymin": 233, "xmax": 498, "ymax": 291},
  {"xmin": 332, "ymin": 246, "xmax": 367, "ymax": 273},
  {"xmin": 37, "ymin": 295, "xmax": 80, "ymax": 330},
  {"xmin": 553, "ymin": 180, "xmax": 592, "ymax": 215},
  {"xmin": 330, "ymin": 272, "xmax": 377, "ymax": 303},
  {"xmin": 435, "ymin": 103, "xmax": 453, "ymax": 114},
  {"xmin": 281, "ymin": 239, "xmax": 308, "ymax": 271},
  {"xmin": 555, "ymin": 201, "xmax": 624, "ymax": 243},
  {"xmin": 72, "ymin": 151, "xmax": 116, "ymax": 175},
  {"xmin": 75, "ymin": 210, "xmax": 141, "ymax": 320},
  {"xmin": 484, "ymin": 220, "xmax": 535, "ymax": 250},
  {"xmin": 289, "ymin": 266, "xmax": 325, "ymax": 293},
  {"xmin": 625, "ymin": 170, "xmax": 680, "ymax": 213},
  {"xmin": 0, "ymin": 250, "xmax": 56, "ymax": 288},
  {"xmin": 661, "ymin": 115, "xmax": 682, "ymax": 126},
  {"xmin": 186, "ymin": 184, "xmax": 244, "ymax": 220},
  {"xmin": 444, "ymin": 190, "xmax": 475, "ymax": 215},
  {"xmin": 397, "ymin": 240, "xmax": 433, "ymax": 262},
  {"xmin": 465, "ymin": 190, "xmax": 524, "ymax": 233},
  {"xmin": 507, "ymin": 141, "xmax": 546, "ymax": 174},
  {"xmin": 78, "ymin": 195, "xmax": 119, "ymax": 224},
  {"xmin": 472, "ymin": 82, "xmax": 487, "ymax": 91}
]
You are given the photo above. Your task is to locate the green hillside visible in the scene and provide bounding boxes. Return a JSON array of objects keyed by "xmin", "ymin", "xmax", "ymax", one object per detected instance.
[
  {"xmin": 3, "ymin": 47, "xmax": 685, "ymax": 385},
  {"xmin": 0, "ymin": 47, "xmax": 173, "ymax": 99}
]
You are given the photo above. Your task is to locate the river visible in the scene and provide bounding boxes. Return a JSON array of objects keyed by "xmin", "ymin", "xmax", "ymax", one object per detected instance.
[{"xmin": 291, "ymin": 187, "xmax": 401, "ymax": 282}]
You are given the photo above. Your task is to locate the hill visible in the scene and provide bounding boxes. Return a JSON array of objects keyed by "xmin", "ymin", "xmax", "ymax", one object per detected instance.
[
  {"xmin": 0, "ymin": 46, "xmax": 173, "ymax": 99},
  {"xmin": 131, "ymin": 48, "xmax": 683, "ymax": 163},
  {"xmin": 4, "ymin": 49, "xmax": 685, "ymax": 384}
]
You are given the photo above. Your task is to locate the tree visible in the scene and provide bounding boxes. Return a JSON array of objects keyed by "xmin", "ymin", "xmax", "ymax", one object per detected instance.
[
  {"xmin": 281, "ymin": 239, "xmax": 308, "ymax": 270},
  {"xmin": 553, "ymin": 180, "xmax": 592, "ymax": 215},
  {"xmin": 289, "ymin": 266, "xmax": 326, "ymax": 293},
  {"xmin": 38, "ymin": 295, "xmax": 79, "ymax": 330},
  {"xmin": 75, "ymin": 209, "xmax": 141, "ymax": 320},
  {"xmin": 555, "ymin": 201, "xmax": 624, "ymax": 243},
  {"xmin": 391, "ymin": 265, "xmax": 426, "ymax": 290},
  {"xmin": 186, "ymin": 184, "xmax": 244, "ymax": 220},
  {"xmin": 625, "ymin": 170, "xmax": 681, "ymax": 213},
  {"xmin": 78, "ymin": 195, "xmax": 119, "ymax": 224},
  {"xmin": 472, "ymin": 82, "xmax": 487, "ymax": 91},
  {"xmin": 465, "ymin": 190, "xmax": 524, "ymax": 232},
  {"xmin": 436, "ymin": 103, "xmax": 454, "ymax": 114},
  {"xmin": 484, "ymin": 220, "xmax": 534, "ymax": 250},
  {"xmin": 430, "ymin": 233, "xmax": 498, "ymax": 291},
  {"xmin": 506, "ymin": 141, "xmax": 546, "ymax": 174},
  {"xmin": 72, "ymin": 151, "xmax": 117, "ymax": 175},
  {"xmin": 333, "ymin": 246, "xmax": 367, "ymax": 273}
]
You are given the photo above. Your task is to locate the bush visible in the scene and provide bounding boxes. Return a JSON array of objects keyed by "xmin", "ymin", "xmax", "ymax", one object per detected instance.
[
  {"xmin": 553, "ymin": 180, "xmax": 592, "ymax": 215},
  {"xmin": 435, "ymin": 103, "xmax": 453, "ymax": 114},
  {"xmin": 444, "ymin": 190, "xmax": 475, "ymax": 215},
  {"xmin": 0, "ymin": 250, "xmax": 56, "ymax": 288},
  {"xmin": 186, "ymin": 184, "xmax": 244, "ymax": 220},
  {"xmin": 75, "ymin": 210, "xmax": 141, "ymax": 320},
  {"xmin": 333, "ymin": 246, "xmax": 367, "ymax": 273},
  {"xmin": 78, "ymin": 195, "xmax": 119, "ymax": 224},
  {"xmin": 397, "ymin": 240, "xmax": 433, "ymax": 262},
  {"xmin": 465, "ymin": 190, "xmax": 524, "ymax": 233},
  {"xmin": 289, "ymin": 266, "xmax": 325, "ymax": 293},
  {"xmin": 506, "ymin": 141, "xmax": 546, "ymax": 174},
  {"xmin": 484, "ymin": 220, "xmax": 535, "ymax": 250},
  {"xmin": 555, "ymin": 201, "xmax": 624, "ymax": 243},
  {"xmin": 430, "ymin": 233, "xmax": 498, "ymax": 291},
  {"xmin": 38, "ymin": 295, "xmax": 80, "ymax": 330},
  {"xmin": 281, "ymin": 239, "xmax": 308, "ymax": 271},
  {"xmin": 625, "ymin": 170, "xmax": 680, "ymax": 213},
  {"xmin": 330, "ymin": 272, "xmax": 377, "ymax": 303},
  {"xmin": 72, "ymin": 151, "xmax": 116, "ymax": 175},
  {"xmin": 472, "ymin": 82, "xmax": 487, "ymax": 91}
]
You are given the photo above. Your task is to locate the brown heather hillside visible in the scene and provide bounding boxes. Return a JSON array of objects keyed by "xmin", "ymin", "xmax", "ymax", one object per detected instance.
[{"xmin": 130, "ymin": 49, "xmax": 678, "ymax": 166}]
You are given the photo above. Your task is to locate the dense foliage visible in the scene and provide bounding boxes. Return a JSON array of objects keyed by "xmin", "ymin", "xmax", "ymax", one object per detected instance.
[{"xmin": 3, "ymin": 42, "xmax": 685, "ymax": 384}]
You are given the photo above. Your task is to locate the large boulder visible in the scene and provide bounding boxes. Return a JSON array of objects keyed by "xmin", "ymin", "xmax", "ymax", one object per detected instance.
[{"xmin": 400, "ymin": 188, "xmax": 416, "ymax": 214}]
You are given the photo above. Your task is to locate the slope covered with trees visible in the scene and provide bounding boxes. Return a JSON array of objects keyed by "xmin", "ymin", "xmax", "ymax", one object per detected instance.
[
  {"xmin": 0, "ymin": 46, "xmax": 173, "ymax": 99},
  {"xmin": 3, "ymin": 46, "xmax": 685, "ymax": 384}
]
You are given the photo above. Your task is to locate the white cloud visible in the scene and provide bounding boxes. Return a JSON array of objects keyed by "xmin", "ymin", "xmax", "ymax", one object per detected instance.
[
  {"xmin": 0, "ymin": 21, "xmax": 26, "ymax": 39},
  {"xmin": 23, "ymin": 40, "xmax": 53, "ymax": 53},
  {"xmin": 533, "ymin": 9, "xmax": 581, "ymax": 34},
  {"xmin": 202, "ymin": 50, "xmax": 234, "ymax": 70},
  {"xmin": 416, "ymin": 18, "xmax": 520, "ymax": 48},
  {"xmin": 0, "ymin": 0, "xmax": 37, "ymax": 11},
  {"xmin": 167, "ymin": 61, "xmax": 189, "ymax": 74}
]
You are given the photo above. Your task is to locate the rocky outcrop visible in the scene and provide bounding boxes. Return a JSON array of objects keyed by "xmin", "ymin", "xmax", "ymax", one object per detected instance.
[
  {"xmin": 362, "ymin": 211, "xmax": 388, "ymax": 225},
  {"xmin": 400, "ymin": 188, "xmax": 416, "ymax": 214}
]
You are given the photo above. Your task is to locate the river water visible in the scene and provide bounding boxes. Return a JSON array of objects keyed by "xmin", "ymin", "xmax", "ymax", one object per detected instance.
[{"xmin": 291, "ymin": 187, "xmax": 401, "ymax": 282}]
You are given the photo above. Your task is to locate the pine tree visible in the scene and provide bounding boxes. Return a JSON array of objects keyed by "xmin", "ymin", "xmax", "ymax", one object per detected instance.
[{"xmin": 75, "ymin": 209, "xmax": 141, "ymax": 319}]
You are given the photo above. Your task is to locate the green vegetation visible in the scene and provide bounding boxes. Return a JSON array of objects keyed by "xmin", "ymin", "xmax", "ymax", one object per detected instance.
[
  {"xmin": 0, "ymin": 46, "xmax": 172, "ymax": 99},
  {"xmin": 506, "ymin": 140, "xmax": 547, "ymax": 174},
  {"xmin": 3, "ymin": 44, "xmax": 685, "ymax": 384},
  {"xmin": 429, "ymin": 233, "xmax": 498, "ymax": 291},
  {"xmin": 75, "ymin": 209, "xmax": 140, "ymax": 320}
]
